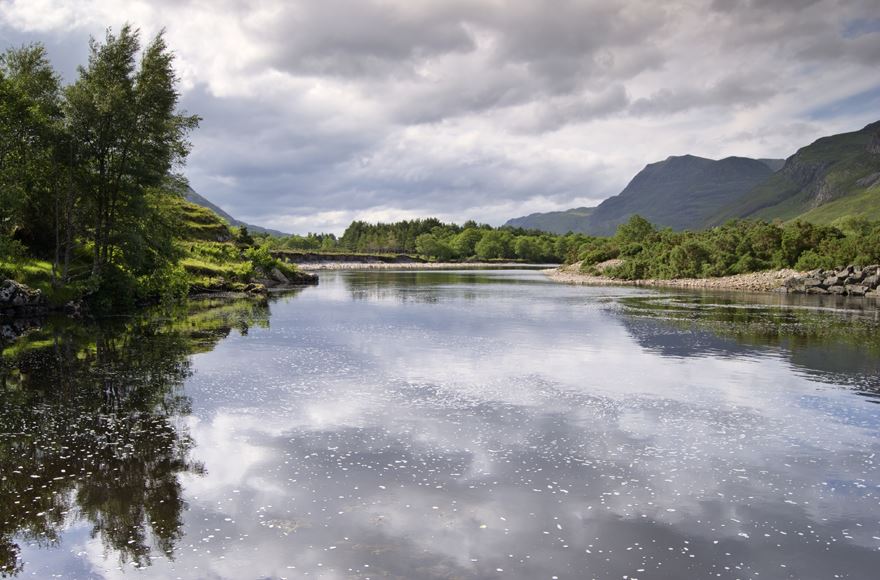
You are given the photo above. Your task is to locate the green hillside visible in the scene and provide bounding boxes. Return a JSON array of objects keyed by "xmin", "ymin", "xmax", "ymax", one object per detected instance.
[
  {"xmin": 796, "ymin": 182, "xmax": 880, "ymax": 225},
  {"xmin": 504, "ymin": 206, "xmax": 596, "ymax": 234},
  {"xmin": 709, "ymin": 120, "xmax": 880, "ymax": 224}
]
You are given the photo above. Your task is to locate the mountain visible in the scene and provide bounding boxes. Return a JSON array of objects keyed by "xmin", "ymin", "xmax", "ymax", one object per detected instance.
[
  {"xmin": 505, "ymin": 155, "xmax": 781, "ymax": 235},
  {"xmin": 708, "ymin": 120, "xmax": 880, "ymax": 225},
  {"xmin": 582, "ymin": 155, "xmax": 778, "ymax": 236},
  {"xmin": 505, "ymin": 207, "xmax": 595, "ymax": 234},
  {"xmin": 184, "ymin": 187, "xmax": 288, "ymax": 236}
]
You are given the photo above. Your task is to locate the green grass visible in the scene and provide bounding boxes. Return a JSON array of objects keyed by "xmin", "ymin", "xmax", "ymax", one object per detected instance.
[
  {"xmin": 157, "ymin": 195, "xmax": 233, "ymax": 242},
  {"xmin": 0, "ymin": 258, "xmax": 84, "ymax": 306},
  {"xmin": 796, "ymin": 184, "xmax": 880, "ymax": 225}
]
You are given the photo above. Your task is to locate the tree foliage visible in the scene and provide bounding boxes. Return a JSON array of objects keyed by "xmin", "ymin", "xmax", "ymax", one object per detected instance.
[
  {"xmin": 0, "ymin": 26, "xmax": 200, "ymax": 309},
  {"xmin": 577, "ymin": 215, "xmax": 880, "ymax": 280}
]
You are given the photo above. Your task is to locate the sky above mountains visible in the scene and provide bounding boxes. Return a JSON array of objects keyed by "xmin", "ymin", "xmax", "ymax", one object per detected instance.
[{"xmin": 2, "ymin": 0, "xmax": 879, "ymax": 234}]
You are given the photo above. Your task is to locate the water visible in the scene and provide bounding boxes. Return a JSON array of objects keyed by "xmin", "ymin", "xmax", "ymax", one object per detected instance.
[{"xmin": 2, "ymin": 269, "xmax": 879, "ymax": 579}]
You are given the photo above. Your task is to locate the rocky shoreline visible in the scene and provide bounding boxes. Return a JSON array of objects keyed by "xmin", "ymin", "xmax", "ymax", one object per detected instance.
[
  {"xmin": 778, "ymin": 265, "xmax": 880, "ymax": 296},
  {"xmin": 545, "ymin": 263, "xmax": 807, "ymax": 293},
  {"xmin": 545, "ymin": 261, "xmax": 880, "ymax": 297}
]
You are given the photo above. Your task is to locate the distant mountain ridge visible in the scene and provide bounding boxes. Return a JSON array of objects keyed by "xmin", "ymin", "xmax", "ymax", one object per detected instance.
[
  {"xmin": 505, "ymin": 155, "xmax": 781, "ymax": 235},
  {"xmin": 505, "ymin": 120, "xmax": 880, "ymax": 234},
  {"xmin": 184, "ymin": 187, "xmax": 287, "ymax": 236},
  {"xmin": 505, "ymin": 206, "xmax": 595, "ymax": 232}
]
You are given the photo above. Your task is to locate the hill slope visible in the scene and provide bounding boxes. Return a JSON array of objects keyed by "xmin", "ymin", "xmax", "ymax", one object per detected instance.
[
  {"xmin": 583, "ymin": 155, "xmax": 776, "ymax": 236},
  {"xmin": 709, "ymin": 120, "xmax": 880, "ymax": 225},
  {"xmin": 505, "ymin": 207, "xmax": 595, "ymax": 234},
  {"xmin": 184, "ymin": 187, "xmax": 287, "ymax": 236},
  {"xmin": 506, "ymin": 155, "xmax": 780, "ymax": 235}
]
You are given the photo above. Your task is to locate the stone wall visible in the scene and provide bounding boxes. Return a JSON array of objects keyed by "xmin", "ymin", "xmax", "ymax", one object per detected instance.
[{"xmin": 779, "ymin": 265, "xmax": 880, "ymax": 297}]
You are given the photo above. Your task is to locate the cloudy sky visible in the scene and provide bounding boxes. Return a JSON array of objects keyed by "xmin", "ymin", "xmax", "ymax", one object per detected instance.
[{"xmin": 2, "ymin": 0, "xmax": 879, "ymax": 233}]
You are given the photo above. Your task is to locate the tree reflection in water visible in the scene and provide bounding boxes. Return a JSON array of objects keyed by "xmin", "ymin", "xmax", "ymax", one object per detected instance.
[{"xmin": 0, "ymin": 296, "xmax": 274, "ymax": 576}]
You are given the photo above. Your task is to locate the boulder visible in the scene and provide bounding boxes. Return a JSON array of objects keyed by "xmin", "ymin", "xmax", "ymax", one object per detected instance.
[
  {"xmin": 847, "ymin": 285, "xmax": 868, "ymax": 296},
  {"xmin": 802, "ymin": 277, "xmax": 823, "ymax": 288},
  {"xmin": 783, "ymin": 276, "xmax": 802, "ymax": 288},
  {"xmin": 864, "ymin": 274, "xmax": 880, "ymax": 289},
  {"xmin": 0, "ymin": 279, "xmax": 46, "ymax": 315},
  {"xmin": 823, "ymin": 276, "xmax": 843, "ymax": 287},
  {"xmin": 806, "ymin": 287, "xmax": 829, "ymax": 295},
  {"xmin": 847, "ymin": 270, "xmax": 866, "ymax": 284},
  {"xmin": 829, "ymin": 285, "xmax": 847, "ymax": 295},
  {"xmin": 271, "ymin": 267, "xmax": 290, "ymax": 285}
]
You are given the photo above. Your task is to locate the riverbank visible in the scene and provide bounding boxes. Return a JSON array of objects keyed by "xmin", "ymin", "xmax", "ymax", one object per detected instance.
[
  {"xmin": 545, "ymin": 261, "xmax": 806, "ymax": 293},
  {"xmin": 298, "ymin": 261, "xmax": 549, "ymax": 271}
]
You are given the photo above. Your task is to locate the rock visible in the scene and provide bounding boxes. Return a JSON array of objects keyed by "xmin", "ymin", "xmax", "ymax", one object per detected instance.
[
  {"xmin": 822, "ymin": 276, "xmax": 843, "ymax": 287},
  {"xmin": 847, "ymin": 270, "xmax": 866, "ymax": 284},
  {"xmin": 0, "ymin": 279, "xmax": 46, "ymax": 315},
  {"xmin": 271, "ymin": 267, "xmax": 290, "ymax": 285},
  {"xmin": 64, "ymin": 299, "xmax": 87, "ymax": 319},
  {"xmin": 837, "ymin": 266, "xmax": 854, "ymax": 278},
  {"xmin": 847, "ymin": 285, "xmax": 868, "ymax": 296},
  {"xmin": 864, "ymin": 274, "xmax": 880, "ymax": 289},
  {"xmin": 829, "ymin": 285, "xmax": 847, "ymax": 295},
  {"xmin": 866, "ymin": 290, "xmax": 879, "ymax": 298},
  {"xmin": 806, "ymin": 287, "xmax": 829, "ymax": 294},
  {"xmin": 802, "ymin": 277, "xmax": 823, "ymax": 288}
]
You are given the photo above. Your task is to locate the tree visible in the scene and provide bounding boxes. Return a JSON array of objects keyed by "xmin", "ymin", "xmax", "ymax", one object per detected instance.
[
  {"xmin": 415, "ymin": 233, "xmax": 453, "ymax": 260},
  {"xmin": 451, "ymin": 228, "xmax": 483, "ymax": 258},
  {"xmin": 475, "ymin": 231, "xmax": 508, "ymax": 260},
  {"xmin": 65, "ymin": 25, "xmax": 199, "ymax": 278},
  {"xmin": 0, "ymin": 44, "xmax": 63, "ymax": 253},
  {"xmin": 615, "ymin": 214, "xmax": 656, "ymax": 244}
]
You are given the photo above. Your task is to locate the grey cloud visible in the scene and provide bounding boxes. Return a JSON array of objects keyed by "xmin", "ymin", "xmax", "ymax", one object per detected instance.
[
  {"xmin": 520, "ymin": 84, "xmax": 631, "ymax": 133},
  {"xmin": 630, "ymin": 75, "xmax": 782, "ymax": 116},
  {"xmin": 2, "ymin": 0, "xmax": 879, "ymax": 233}
]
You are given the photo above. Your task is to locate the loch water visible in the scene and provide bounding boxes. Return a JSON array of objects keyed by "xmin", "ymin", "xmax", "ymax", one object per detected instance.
[{"xmin": 1, "ymin": 269, "xmax": 879, "ymax": 579}]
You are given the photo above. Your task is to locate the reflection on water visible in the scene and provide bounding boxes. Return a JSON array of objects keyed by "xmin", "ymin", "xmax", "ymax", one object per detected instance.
[
  {"xmin": 0, "ymin": 296, "xmax": 275, "ymax": 576},
  {"xmin": 1, "ymin": 271, "xmax": 879, "ymax": 579}
]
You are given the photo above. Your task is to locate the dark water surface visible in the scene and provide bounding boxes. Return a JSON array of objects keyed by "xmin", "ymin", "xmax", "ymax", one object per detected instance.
[{"xmin": 2, "ymin": 270, "xmax": 880, "ymax": 579}]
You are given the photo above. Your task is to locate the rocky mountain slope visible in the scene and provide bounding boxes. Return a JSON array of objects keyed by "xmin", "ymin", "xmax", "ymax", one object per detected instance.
[{"xmin": 708, "ymin": 120, "xmax": 880, "ymax": 225}]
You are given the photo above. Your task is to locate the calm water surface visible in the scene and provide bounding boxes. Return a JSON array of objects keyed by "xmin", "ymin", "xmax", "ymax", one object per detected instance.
[{"xmin": 2, "ymin": 269, "xmax": 880, "ymax": 579}]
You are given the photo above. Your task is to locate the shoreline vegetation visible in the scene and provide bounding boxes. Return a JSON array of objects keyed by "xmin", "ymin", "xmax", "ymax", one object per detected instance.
[{"xmin": 543, "ymin": 214, "xmax": 880, "ymax": 297}]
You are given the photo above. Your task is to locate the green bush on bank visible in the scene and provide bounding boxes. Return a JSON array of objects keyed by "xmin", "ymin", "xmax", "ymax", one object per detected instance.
[{"xmin": 578, "ymin": 215, "xmax": 880, "ymax": 280}]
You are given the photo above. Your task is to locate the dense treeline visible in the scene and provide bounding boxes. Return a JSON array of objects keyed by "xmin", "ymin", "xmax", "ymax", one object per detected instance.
[
  {"xmin": 0, "ymin": 26, "xmax": 199, "ymax": 307},
  {"xmin": 579, "ymin": 215, "xmax": 880, "ymax": 279},
  {"xmin": 269, "ymin": 218, "xmax": 587, "ymax": 262}
]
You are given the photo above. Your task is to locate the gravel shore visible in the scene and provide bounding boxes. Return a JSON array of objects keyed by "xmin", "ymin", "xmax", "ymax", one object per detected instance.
[{"xmin": 544, "ymin": 262, "xmax": 805, "ymax": 293}]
